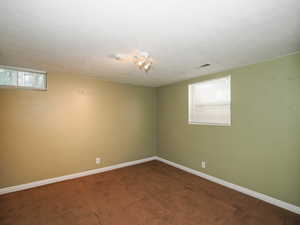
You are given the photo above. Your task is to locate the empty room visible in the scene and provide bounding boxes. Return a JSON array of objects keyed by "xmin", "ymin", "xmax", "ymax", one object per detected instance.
[{"xmin": 0, "ymin": 0, "xmax": 300, "ymax": 224}]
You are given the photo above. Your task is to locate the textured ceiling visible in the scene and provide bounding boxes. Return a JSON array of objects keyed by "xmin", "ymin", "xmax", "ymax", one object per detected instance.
[{"xmin": 0, "ymin": 0, "xmax": 300, "ymax": 87}]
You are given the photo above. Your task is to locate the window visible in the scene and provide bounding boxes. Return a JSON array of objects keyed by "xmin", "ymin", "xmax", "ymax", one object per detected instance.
[
  {"xmin": 0, "ymin": 66, "xmax": 47, "ymax": 90},
  {"xmin": 189, "ymin": 76, "xmax": 231, "ymax": 126}
]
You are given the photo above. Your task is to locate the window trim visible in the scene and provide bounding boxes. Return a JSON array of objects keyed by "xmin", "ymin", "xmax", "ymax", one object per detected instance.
[
  {"xmin": 188, "ymin": 75, "xmax": 231, "ymax": 126},
  {"xmin": 0, "ymin": 65, "xmax": 47, "ymax": 91}
]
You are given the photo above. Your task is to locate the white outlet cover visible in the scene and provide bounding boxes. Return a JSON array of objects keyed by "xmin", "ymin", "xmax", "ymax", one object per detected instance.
[
  {"xmin": 96, "ymin": 158, "xmax": 101, "ymax": 164},
  {"xmin": 201, "ymin": 161, "xmax": 206, "ymax": 168}
]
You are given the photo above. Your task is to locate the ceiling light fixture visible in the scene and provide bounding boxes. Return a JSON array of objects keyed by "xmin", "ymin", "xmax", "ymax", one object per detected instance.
[
  {"xmin": 133, "ymin": 51, "xmax": 153, "ymax": 73},
  {"xmin": 111, "ymin": 51, "xmax": 153, "ymax": 73}
]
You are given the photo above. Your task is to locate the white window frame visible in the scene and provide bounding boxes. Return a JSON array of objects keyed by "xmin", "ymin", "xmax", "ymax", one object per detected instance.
[
  {"xmin": 0, "ymin": 65, "xmax": 47, "ymax": 91},
  {"xmin": 188, "ymin": 75, "xmax": 231, "ymax": 126}
]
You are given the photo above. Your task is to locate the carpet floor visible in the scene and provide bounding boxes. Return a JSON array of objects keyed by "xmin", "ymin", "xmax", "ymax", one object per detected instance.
[{"xmin": 0, "ymin": 160, "xmax": 299, "ymax": 225}]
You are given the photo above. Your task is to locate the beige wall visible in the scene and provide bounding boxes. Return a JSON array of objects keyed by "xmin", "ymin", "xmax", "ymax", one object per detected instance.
[
  {"xmin": 157, "ymin": 53, "xmax": 300, "ymax": 207},
  {"xmin": 0, "ymin": 73, "xmax": 156, "ymax": 188}
]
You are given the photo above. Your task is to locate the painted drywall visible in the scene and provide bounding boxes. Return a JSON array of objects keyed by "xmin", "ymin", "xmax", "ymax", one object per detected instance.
[
  {"xmin": 157, "ymin": 53, "xmax": 300, "ymax": 207},
  {"xmin": 0, "ymin": 73, "xmax": 156, "ymax": 188}
]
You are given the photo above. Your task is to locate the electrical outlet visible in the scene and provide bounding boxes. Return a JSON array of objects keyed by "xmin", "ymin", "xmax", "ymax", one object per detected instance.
[
  {"xmin": 201, "ymin": 161, "xmax": 206, "ymax": 168},
  {"xmin": 96, "ymin": 157, "xmax": 101, "ymax": 164}
]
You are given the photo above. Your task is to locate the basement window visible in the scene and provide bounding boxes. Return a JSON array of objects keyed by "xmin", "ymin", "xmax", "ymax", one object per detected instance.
[
  {"xmin": 0, "ymin": 66, "xmax": 47, "ymax": 90},
  {"xmin": 188, "ymin": 76, "xmax": 231, "ymax": 126}
]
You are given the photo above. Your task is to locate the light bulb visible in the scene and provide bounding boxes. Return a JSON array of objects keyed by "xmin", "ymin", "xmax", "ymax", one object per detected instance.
[{"xmin": 144, "ymin": 61, "xmax": 152, "ymax": 72}]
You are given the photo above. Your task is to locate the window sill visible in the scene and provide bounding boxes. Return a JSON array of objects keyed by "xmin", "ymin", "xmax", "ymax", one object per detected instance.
[{"xmin": 188, "ymin": 121, "xmax": 231, "ymax": 126}]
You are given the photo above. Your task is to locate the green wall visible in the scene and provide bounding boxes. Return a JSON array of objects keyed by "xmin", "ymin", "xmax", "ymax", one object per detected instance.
[{"xmin": 157, "ymin": 53, "xmax": 300, "ymax": 207}]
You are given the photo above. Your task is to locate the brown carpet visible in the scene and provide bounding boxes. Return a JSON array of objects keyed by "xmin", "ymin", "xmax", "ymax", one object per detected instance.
[{"xmin": 0, "ymin": 160, "xmax": 299, "ymax": 225}]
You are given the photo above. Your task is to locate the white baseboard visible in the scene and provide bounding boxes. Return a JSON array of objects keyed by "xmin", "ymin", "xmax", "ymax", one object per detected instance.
[
  {"xmin": 154, "ymin": 156, "xmax": 300, "ymax": 215},
  {"xmin": 1, "ymin": 156, "xmax": 299, "ymax": 215},
  {"xmin": 0, "ymin": 156, "xmax": 156, "ymax": 195}
]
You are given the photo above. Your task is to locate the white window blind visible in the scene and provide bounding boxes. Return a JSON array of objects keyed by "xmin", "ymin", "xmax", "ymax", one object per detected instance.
[
  {"xmin": 189, "ymin": 76, "xmax": 231, "ymax": 125},
  {"xmin": 0, "ymin": 66, "xmax": 47, "ymax": 90}
]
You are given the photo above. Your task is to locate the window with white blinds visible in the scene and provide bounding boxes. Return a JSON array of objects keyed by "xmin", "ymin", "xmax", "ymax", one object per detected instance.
[
  {"xmin": 0, "ymin": 66, "xmax": 47, "ymax": 90},
  {"xmin": 188, "ymin": 76, "xmax": 231, "ymax": 126}
]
